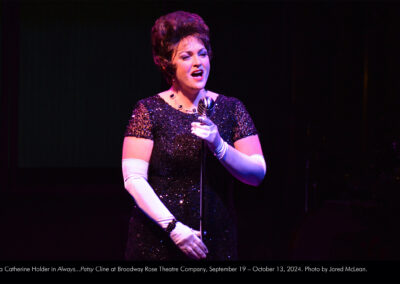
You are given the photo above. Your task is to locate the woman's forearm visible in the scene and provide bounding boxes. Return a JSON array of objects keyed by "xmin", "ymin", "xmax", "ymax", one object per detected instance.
[
  {"xmin": 191, "ymin": 116, "xmax": 266, "ymax": 186},
  {"xmin": 123, "ymin": 158, "xmax": 175, "ymax": 228},
  {"xmin": 122, "ymin": 158, "xmax": 209, "ymax": 259},
  {"xmin": 218, "ymin": 142, "xmax": 266, "ymax": 186}
]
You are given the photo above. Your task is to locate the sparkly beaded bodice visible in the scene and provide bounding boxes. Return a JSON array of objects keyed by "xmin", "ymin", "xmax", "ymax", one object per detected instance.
[{"xmin": 124, "ymin": 94, "xmax": 258, "ymax": 260}]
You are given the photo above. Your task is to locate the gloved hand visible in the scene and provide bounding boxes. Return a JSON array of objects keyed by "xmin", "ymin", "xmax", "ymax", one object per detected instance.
[
  {"xmin": 170, "ymin": 222, "xmax": 209, "ymax": 260},
  {"xmin": 191, "ymin": 116, "xmax": 223, "ymax": 153},
  {"xmin": 191, "ymin": 116, "xmax": 266, "ymax": 186}
]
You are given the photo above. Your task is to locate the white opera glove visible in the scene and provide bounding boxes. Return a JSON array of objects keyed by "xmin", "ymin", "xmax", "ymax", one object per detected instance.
[
  {"xmin": 122, "ymin": 158, "xmax": 208, "ymax": 259},
  {"xmin": 170, "ymin": 222, "xmax": 209, "ymax": 259},
  {"xmin": 191, "ymin": 116, "xmax": 223, "ymax": 152}
]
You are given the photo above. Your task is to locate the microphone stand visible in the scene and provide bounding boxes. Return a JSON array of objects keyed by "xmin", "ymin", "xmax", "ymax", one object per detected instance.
[
  {"xmin": 197, "ymin": 97, "xmax": 215, "ymax": 241},
  {"xmin": 200, "ymin": 139, "xmax": 206, "ymax": 240}
]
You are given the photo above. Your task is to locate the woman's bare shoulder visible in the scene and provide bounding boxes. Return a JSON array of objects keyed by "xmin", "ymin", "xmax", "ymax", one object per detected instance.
[{"xmin": 157, "ymin": 90, "xmax": 172, "ymax": 100}]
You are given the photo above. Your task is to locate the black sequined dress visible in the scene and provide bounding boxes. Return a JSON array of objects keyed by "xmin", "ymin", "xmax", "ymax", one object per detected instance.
[{"xmin": 124, "ymin": 94, "xmax": 258, "ymax": 260}]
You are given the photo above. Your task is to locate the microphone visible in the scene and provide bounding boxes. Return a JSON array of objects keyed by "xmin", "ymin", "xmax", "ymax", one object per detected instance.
[{"xmin": 197, "ymin": 96, "xmax": 215, "ymax": 117}]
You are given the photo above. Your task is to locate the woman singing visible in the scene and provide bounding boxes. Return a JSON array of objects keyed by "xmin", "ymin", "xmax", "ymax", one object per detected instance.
[{"xmin": 122, "ymin": 11, "xmax": 266, "ymax": 260}]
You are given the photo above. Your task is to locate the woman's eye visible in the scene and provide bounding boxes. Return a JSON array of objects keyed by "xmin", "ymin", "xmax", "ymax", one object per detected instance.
[
  {"xmin": 200, "ymin": 52, "xmax": 207, "ymax": 57},
  {"xmin": 181, "ymin": 55, "xmax": 190, "ymax": 60}
]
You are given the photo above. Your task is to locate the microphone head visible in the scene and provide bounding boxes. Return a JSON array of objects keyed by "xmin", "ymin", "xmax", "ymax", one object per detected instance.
[{"xmin": 198, "ymin": 96, "xmax": 215, "ymax": 117}]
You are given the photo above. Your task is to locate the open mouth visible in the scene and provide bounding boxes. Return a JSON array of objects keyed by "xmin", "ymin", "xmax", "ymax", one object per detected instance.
[{"xmin": 191, "ymin": 70, "xmax": 204, "ymax": 77}]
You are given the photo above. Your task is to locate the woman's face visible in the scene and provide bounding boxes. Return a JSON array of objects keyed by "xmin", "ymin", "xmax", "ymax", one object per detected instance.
[{"xmin": 171, "ymin": 35, "xmax": 210, "ymax": 94}]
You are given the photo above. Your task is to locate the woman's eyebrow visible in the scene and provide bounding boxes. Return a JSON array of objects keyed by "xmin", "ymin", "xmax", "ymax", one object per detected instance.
[{"xmin": 177, "ymin": 47, "xmax": 206, "ymax": 55}]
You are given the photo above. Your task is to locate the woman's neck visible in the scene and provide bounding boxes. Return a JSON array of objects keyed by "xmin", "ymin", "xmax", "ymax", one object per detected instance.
[{"xmin": 169, "ymin": 86, "xmax": 207, "ymax": 109}]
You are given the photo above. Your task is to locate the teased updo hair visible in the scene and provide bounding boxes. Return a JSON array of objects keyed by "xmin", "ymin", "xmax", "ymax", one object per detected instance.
[{"xmin": 151, "ymin": 11, "xmax": 212, "ymax": 85}]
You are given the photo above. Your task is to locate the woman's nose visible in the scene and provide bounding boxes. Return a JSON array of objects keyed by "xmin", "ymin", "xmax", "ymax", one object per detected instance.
[{"xmin": 193, "ymin": 55, "xmax": 202, "ymax": 66}]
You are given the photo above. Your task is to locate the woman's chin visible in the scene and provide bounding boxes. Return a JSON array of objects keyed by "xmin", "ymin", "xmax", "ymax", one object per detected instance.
[{"xmin": 191, "ymin": 81, "xmax": 208, "ymax": 91}]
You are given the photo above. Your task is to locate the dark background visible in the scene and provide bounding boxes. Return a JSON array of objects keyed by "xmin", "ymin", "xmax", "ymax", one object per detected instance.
[{"xmin": 1, "ymin": 0, "xmax": 400, "ymax": 261}]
